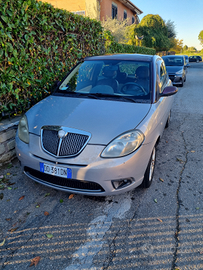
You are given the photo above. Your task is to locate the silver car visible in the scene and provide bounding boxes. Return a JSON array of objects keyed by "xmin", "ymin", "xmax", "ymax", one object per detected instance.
[{"xmin": 15, "ymin": 54, "xmax": 178, "ymax": 196}]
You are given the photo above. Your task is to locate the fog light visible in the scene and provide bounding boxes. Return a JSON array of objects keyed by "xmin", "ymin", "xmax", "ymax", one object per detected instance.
[{"xmin": 112, "ymin": 178, "xmax": 133, "ymax": 190}]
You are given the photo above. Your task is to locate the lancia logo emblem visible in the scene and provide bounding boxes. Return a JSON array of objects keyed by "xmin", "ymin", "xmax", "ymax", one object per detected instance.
[{"xmin": 58, "ymin": 130, "xmax": 66, "ymax": 138}]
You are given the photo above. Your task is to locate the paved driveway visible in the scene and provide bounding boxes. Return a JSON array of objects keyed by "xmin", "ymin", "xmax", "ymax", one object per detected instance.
[{"xmin": 0, "ymin": 61, "xmax": 203, "ymax": 270}]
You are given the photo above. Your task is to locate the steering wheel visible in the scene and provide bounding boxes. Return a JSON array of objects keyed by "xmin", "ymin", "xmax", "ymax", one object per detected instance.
[{"xmin": 120, "ymin": 82, "xmax": 147, "ymax": 95}]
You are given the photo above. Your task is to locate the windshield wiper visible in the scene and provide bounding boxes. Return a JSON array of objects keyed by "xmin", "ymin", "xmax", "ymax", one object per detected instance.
[
  {"xmin": 54, "ymin": 90, "xmax": 86, "ymax": 96},
  {"xmin": 87, "ymin": 93, "xmax": 117, "ymax": 99},
  {"xmin": 118, "ymin": 96, "xmax": 149, "ymax": 103},
  {"xmin": 88, "ymin": 93, "xmax": 147, "ymax": 103}
]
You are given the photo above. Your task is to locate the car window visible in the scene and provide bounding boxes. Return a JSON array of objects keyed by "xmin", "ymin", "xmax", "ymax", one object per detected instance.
[
  {"xmin": 56, "ymin": 60, "xmax": 152, "ymax": 103},
  {"xmin": 163, "ymin": 57, "xmax": 184, "ymax": 66},
  {"xmin": 160, "ymin": 63, "xmax": 167, "ymax": 90}
]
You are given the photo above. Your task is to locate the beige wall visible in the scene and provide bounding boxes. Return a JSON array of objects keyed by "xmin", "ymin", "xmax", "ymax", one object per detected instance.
[
  {"xmin": 86, "ymin": 0, "xmax": 100, "ymax": 20},
  {"xmin": 100, "ymin": 0, "xmax": 135, "ymax": 24},
  {"xmin": 39, "ymin": 0, "xmax": 137, "ymax": 23},
  {"xmin": 39, "ymin": 0, "xmax": 86, "ymax": 12}
]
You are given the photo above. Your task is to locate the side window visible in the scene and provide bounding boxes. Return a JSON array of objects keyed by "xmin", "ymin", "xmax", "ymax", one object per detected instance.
[
  {"xmin": 160, "ymin": 63, "xmax": 167, "ymax": 92},
  {"xmin": 156, "ymin": 60, "xmax": 167, "ymax": 99},
  {"xmin": 112, "ymin": 3, "xmax": 117, "ymax": 19},
  {"xmin": 124, "ymin": 10, "xmax": 127, "ymax": 19}
]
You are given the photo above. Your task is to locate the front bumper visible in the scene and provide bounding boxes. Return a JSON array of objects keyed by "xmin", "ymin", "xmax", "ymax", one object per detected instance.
[
  {"xmin": 168, "ymin": 74, "xmax": 183, "ymax": 85},
  {"xmin": 15, "ymin": 133, "xmax": 153, "ymax": 196}
]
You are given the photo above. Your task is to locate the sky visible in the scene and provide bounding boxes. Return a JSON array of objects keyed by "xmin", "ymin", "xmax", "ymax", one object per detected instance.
[{"xmin": 132, "ymin": 0, "xmax": 203, "ymax": 50}]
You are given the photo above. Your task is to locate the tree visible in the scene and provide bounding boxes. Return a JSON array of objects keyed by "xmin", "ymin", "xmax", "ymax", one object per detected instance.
[
  {"xmin": 170, "ymin": 39, "xmax": 183, "ymax": 53},
  {"xmin": 165, "ymin": 20, "xmax": 176, "ymax": 39},
  {"xmin": 188, "ymin": 46, "xmax": 197, "ymax": 52},
  {"xmin": 102, "ymin": 17, "xmax": 130, "ymax": 44},
  {"xmin": 198, "ymin": 30, "xmax": 203, "ymax": 47},
  {"xmin": 133, "ymin": 14, "xmax": 171, "ymax": 51},
  {"xmin": 183, "ymin": 45, "xmax": 188, "ymax": 51}
]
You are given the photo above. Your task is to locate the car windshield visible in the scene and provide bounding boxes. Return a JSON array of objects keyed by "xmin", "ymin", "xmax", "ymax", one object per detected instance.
[
  {"xmin": 54, "ymin": 60, "xmax": 152, "ymax": 103},
  {"xmin": 163, "ymin": 57, "xmax": 184, "ymax": 66}
]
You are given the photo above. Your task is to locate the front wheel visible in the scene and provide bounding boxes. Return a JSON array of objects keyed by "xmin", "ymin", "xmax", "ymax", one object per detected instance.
[
  {"xmin": 141, "ymin": 147, "xmax": 156, "ymax": 188},
  {"xmin": 165, "ymin": 111, "xmax": 171, "ymax": 128}
]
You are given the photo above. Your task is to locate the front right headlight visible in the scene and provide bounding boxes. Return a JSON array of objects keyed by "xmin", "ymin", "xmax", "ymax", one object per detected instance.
[
  {"xmin": 101, "ymin": 130, "xmax": 145, "ymax": 158},
  {"xmin": 176, "ymin": 69, "xmax": 183, "ymax": 75},
  {"xmin": 18, "ymin": 115, "xmax": 29, "ymax": 144}
]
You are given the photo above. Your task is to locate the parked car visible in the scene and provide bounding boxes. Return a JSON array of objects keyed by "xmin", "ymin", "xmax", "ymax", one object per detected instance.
[
  {"xmin": 189, "ymin": 56, "xmax": 202, "ymax": 63},
  {"xmin": 184, "ymin": 55, "xmax": 190, "ymax": 67},
  {"xmin": 16, "ymin": 54, "xmax": 178, "ymax": 196},
  {"xmin": 162, "ymin": 55, "xmax": 187, "ymax": 87}
]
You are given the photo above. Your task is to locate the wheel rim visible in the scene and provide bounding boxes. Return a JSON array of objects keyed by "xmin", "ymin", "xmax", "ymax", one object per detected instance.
[{"xmin": 149, "ymin": 148, "xmax": 156, "ymax": 182}]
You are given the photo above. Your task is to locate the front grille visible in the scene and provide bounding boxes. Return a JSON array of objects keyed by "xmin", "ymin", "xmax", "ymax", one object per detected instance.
[
  {"xmin": 169, "ymin": 75, "xmax": 175, "ymax": 81},
  {"xmin": 24, "ymin": 167, "xmax": 104, "ymax": 192},
  {"xmin": 42, "ymin": 130, "xmax": 59, "ymax": 156},
  {"xmin": 59, "ymin": 133, "xmax": 89, "ymax": 156},
  {"xmin": 41, "ymin": 128, "xmax": 89, "ymax": 157}
]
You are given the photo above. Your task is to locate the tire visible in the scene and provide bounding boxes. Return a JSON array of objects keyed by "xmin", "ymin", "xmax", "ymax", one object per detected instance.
[
  {"xmin": 197, "ymin": 59, "xmax": 199, "ymax": 63},
  {"xmin": 141, "ymin": 147, "xmax": 156, "ymax": 188},
  {"xmin": 165, "ymin": 111, "xmax": 171, "ymax": 128},
  {"xmin": 180, "ymin": 80, "xmax": 184, "ymax": 87}
]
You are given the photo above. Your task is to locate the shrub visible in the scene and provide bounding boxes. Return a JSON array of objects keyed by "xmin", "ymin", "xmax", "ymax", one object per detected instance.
[
  {"xmin": 0, "ymin": 0, "xmax": 104, "ymax": 116},
  {"xmin": 104, "ymin": 30, "xmax": 156, "ymax": 55}
]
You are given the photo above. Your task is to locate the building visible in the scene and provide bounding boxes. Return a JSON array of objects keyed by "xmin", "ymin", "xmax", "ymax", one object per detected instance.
[{"xmin": 40, "ymin": 0, "xmax": 142, "ymax": 25}]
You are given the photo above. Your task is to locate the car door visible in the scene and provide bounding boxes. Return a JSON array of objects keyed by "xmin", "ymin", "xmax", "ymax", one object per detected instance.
[{"xmin": 154, "ymin": 59, "xmax": 173, "ymax": 135}]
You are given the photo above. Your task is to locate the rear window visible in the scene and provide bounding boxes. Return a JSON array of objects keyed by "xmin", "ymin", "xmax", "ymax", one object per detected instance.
[{"xmin": 163, "ymin": 57, "xmax": 184, "ymax": 66}]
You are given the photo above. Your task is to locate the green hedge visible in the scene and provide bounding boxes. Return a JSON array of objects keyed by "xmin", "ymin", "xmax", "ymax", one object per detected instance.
[
  {"xmin": 0, "ymin": 0, "xmax": 104, "ymax": 116},
  {"xmin": 104, "ymin": 30, "xmax": 156, "ymax": 55},
  {"xmin": 106, "ymin": 42, "xmax": 156, "ymax": 55}
]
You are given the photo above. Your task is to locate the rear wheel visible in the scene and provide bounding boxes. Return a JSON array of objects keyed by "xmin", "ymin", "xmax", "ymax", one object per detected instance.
[{"xmin": 141, "ymin": 147, "xmax": 156, "ymax": 188}]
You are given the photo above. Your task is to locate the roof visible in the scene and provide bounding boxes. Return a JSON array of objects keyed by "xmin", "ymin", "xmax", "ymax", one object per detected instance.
[
  {"xmin": 118, "ymin": 0, "xmax": 143, "ymax": 15},
  {"xmin": 162, "ymin": 55, "xmax": 184, "ymax": 58},
  {"xmin": 85, "ymin": 54, "xmax": 154, "ymax": 62}
]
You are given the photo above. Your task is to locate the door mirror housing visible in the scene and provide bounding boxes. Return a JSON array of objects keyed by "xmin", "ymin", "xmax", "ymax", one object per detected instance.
[{"xmin": 160, "ymin": 86, "xmax": 178, "ymax": 97}]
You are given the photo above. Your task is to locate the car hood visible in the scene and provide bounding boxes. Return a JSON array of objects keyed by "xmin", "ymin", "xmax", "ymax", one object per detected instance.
[
  {"xmin": 165, "ymin": 66, "xmax": 183, "ymax": 74},
  {"xmin": 26, "ymin": 95, "xmax": 151, "ymax": 144}
]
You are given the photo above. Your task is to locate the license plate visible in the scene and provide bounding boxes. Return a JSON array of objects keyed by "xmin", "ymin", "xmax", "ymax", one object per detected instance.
[{"xmin": 40, "ymin": 162, "xmax": 72, "ymax": 179}]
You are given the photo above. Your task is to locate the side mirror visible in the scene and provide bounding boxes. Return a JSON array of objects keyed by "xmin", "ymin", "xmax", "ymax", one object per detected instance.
[{"xmin": 160, "ymin": 86, "xmax": 178, "ymax": 97}]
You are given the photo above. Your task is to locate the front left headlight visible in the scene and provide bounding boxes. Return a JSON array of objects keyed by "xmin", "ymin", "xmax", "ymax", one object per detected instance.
[
  {"xmin": 101, "ymin": 130, "xmax": 145, "ymax": 158},
  {"xmin": 18, "ymin": 115, "xmax": 29, "ymax": 144},
  {"xmin": 176, "ymin": 69, "xmax": 183, "ymax": 75}
]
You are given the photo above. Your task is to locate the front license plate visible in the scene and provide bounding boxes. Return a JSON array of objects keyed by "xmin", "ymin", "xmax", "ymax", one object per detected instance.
[{"xmin": 40, "ymin": 162, "xmax": 72, "ymax": 179}]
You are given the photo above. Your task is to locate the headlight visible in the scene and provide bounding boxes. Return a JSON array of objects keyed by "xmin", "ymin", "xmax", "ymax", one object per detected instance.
[
  {"xmin": 101, "ymin": 130, "xmax": 144, "ymax": 158},
  {"xmin": 18, "ymin": 115, "xmax": 29, "ymax": 144},
  {"xmin": 176, "ymin": 69, "xmax": 183, "ymax": 75}
]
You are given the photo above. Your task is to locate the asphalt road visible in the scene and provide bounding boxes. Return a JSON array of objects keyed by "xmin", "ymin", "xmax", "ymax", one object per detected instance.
[{"xmin": 0, "ymin": 61, "xmax": 203, "ymax": 270}]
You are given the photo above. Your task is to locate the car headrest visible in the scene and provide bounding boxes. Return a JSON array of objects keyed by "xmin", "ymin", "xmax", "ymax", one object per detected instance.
[
  {"xmin": 102, "ymin": 66, "xmax": 117, "ymax": 78},
  {"xmin": 136, "ymin": 66, "xmax": 149, "ymax": 79}
]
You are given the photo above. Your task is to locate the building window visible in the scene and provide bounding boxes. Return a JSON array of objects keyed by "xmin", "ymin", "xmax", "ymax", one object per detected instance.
[
  {"xmin": 132, "ymin": 16, "xmax": 135, "ymax": 24},
  {"xmin": 124, "ymin": 10, "xmax": 127, "ymax": 19},
  {"xmin": 112, "ymin": 3, "xmax": 117, "ymax": 19}
]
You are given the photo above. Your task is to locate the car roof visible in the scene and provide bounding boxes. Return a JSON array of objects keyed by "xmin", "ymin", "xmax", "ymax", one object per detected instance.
[
  {"xmin": 85, "ymin": 54, "xmax": 155, "ymax": 62},
  {"xmin": 162, "ymin": 55, "xmax": 184, "ymax": 58}
]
